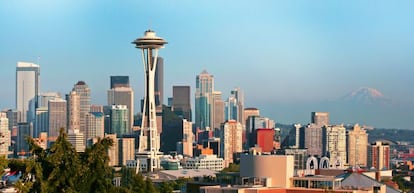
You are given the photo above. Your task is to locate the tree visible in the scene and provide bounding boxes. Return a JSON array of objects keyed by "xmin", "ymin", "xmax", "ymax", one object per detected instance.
[
  {"xmin": 46, "ymin": 128, "xmax": 81, "ymax": 193},
  {"xmin": 80, "ymin": 137, "xmax": 114, "ymax": 193}
]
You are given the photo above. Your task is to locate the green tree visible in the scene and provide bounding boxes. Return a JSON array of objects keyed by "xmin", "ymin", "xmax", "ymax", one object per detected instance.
[
  {"xmin": 80, "ymin": 137, "xmax": 114, "ymax": 193},
  {"xmin": 46, "ymin": 128, "xmax": 81, "ymax": 193}
]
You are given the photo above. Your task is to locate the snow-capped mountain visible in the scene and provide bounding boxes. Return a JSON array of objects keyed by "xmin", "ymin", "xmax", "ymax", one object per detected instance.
[{"xmin": 340, "ymin": 87, "xmax": 392, "ymax": 106}]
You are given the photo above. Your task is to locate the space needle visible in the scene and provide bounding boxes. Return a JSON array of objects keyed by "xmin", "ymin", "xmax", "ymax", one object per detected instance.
[{"xmin": 132, "ymin": 29, "xmax": 167, "ymax": 172}]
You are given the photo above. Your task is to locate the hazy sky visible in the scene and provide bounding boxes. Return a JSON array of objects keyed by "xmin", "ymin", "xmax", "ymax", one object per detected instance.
[{"xmin": 1, "ymin": 1, "xmax": 413, "ymax": 127}]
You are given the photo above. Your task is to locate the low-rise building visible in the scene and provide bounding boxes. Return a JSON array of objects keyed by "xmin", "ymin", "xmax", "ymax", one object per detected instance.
[{"xmin": 184, "ymin": 155, "xmax": 224, "ymax": 171}]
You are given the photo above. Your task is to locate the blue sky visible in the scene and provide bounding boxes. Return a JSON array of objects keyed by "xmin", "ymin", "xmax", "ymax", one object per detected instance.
[{"xmin": 1, "ymin": 1, "xmax": 413, "ymax": 128}]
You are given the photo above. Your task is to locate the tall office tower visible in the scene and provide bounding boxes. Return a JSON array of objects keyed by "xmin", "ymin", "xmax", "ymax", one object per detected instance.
[
  {"xmin": 195, "ymin": 70, "xmax": 214, "ymax": 129},
  {"xmin": 106, "ymin": 134, "xmax": 119, "ymax": 166},
  {"xmin": 311, "ymin": 112, "xmax": 329, "ymax": 126},
  {"xmin": 220, "ymin": 120, "xmax": 242, "ymax": 167},
  {"xmin": 16, "ymin": 62, "xmax": 40, "ymax": 123},
  {"xmin": 324, "ymin": 125, "xmax": 346, "ymax": 164},
  {"xmin": 85, "ymin": 111, "xmax": 105, "ymax": 142},
  {"xmin": 108, "ymin": 87, "xmax": 134, "ymax": 129},
  {"xmin": 300, "ymin": 124, "xmax": 325, "ymax": 156},
  {"xmin": 154, "ymin": 57, "xmax": 164, "ymax": 106},
  {"xmin": 246, "ymin": 116, "xmax": 275, "ymax": 148},
  {"xmin": 34, "ymin": 107, "xmax": 48, "ymax": 138},
  {"xmin": 172, "ymin": 86, "xmax": 192, "ymax": 121},
  {"xmin": 133, "ymin": 29, "xmax": 167, "ymax": 172},
  {"xmin": 181, "ymin": 119, "xmax": 194, "ymax": 157},
  {"xmin": 110, "ymin": 76, "xmax": 130, "ymax": 89},
  {"xmin": 17, "ymin": 122, "xmax": 32, "ymax": 157},
  {"xmin": 67, "ymin": 128, "xmax": 85, "ymax": 152},
  {"xmin": 368, "ymin": 141, "xmax": 390, "ymax": 170},
  {"xmin": 38, "ymin": 92, "xmax": 60, "ymax": 108},
  {"xmin": 110, "ymin": 105, "xmax": 129, "ymax": 137},
  {"xmin": 72, "ymin": 81, "xmax": 91, "ymax": 136},
  {"xmin": 48, "ymin": 98, "xmax": 67, "ymax": 141},
  {"xmin": 347, "ymin": 124, "xmax": 368, "ymax": 167},
  {"xmin": 0, "ymin": 113, "xmax": 11, "ymax": 156},
  {"xmin": 228, "ymin": 87, "xmax": 244, "ymax": 124},
  {"xmin": 66, "ymin": 91, "xmax": 80, "ymax": 131},
  {"xmin": 119, "ymin": 138, "xmax": 135, "ymax": 166},
  {"xmin": 5, "ymin": 109, "xmax": 20, "ymax": 131},
  {"xmin": 211, "ymin": 91, "xmax": 224, "ymax": 130}
]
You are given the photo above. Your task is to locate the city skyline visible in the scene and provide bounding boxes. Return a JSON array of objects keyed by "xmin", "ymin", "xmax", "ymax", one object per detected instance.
[{"xmin": 1, "ymin": 1, "xmax": 414, "ymax": 129}]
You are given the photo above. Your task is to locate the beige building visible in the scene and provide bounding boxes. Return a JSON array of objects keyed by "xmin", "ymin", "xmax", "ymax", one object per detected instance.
[
  {"xmin": 119, "ymin": 138, "xmax": 135, "ymax": 166},
  {"xmin": 107, "ymin": 87, "xmax": 134, "ymax": 129},
  {"xmin": 182, "ymin": 119, "xmax": 194, "ymax": 157},
  {"xmin": 0, "ymin": 113, "xmax": 11, "ymax": 156},
  {"xmin": 220, "ymin": 120, "xmax": 242, "ymax": 167},
  {"xmin": 211, "ymin": 91, "xmax": 224, "ymax": 130},
  {"xmin": 85, "ymin": 112, "xmax": 105, "ymax": 141},
  {"xmin": 72, "ymin": 81, "xmax": 91, "ymax": 138},
  {"xmin": 67, "ymin": 128, "xmax": 85, "ymax": 152},
  {"xmin": 48, "ymin": 98, "xmax": 67, "ymax": 141},
  {"xmin": 243, "ymin": 107, "xmax": 260, "ymax": 125},
  {"xmin": 240, "ymin": 154, "xmax": 294, "ymax": 188},
  {"xmin": 106, "ymin": 134, "xmax": 119, "ymax": 166},
  {"xmin": 347, "ymin": 124, "xmax": 368, "ymax": 167},
  {"xmin": 66, "ymin": 91, "xmax": 80, "ymax": 131},
  {"xmin": 311, "ymin": 112, "xmax": 329, "ymax": 126}
]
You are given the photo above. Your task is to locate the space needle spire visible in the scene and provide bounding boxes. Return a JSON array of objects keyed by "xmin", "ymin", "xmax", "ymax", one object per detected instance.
[{"xmin": 132, "ymin": 29, "xmax": 167, "ymax": 172}]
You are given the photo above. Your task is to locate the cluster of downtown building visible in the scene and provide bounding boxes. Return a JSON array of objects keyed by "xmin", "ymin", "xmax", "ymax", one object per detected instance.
[{"xmin": 2, "ymin": 61, "xmax": 390, "ymax": 174}]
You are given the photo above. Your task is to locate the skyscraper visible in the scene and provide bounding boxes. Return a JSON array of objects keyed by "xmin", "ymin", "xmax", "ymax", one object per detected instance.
[
  {"xmin": 38, "ymin": 92, "xmax": 60, "ymax": 108},
  {"xmin": 66, "ymin": 91, "xmax": 80, "ymax": 131},
  {"xmin": 172, "ymin": 86, "xmax": 192, "ymax": 121},
  {"xmin": 347, "ymin": 124, "xmax": 368, "ymax": 167},
  {"xmin": 311, "ymin": 112, "xmax": 329, "ymax": 126},
  {"xmin": 16, "ymin": 62, "xmax": 40, "ymax": 123},
  {"xmin": 85, "ymin": 111, "xmax": 105, "ymax": 141},
  {"xmin": 110, "ymin": 76, "xmax": 130, "ymax": 89},
  {"xmin": 48, "ymin": 98, "xmax": 67, "ymax": 141},
  {"xmin": 324, "ymin": 125, "xmax": 347, "ymax": 165},
  {"xmin": 300, "ymin": 124, "xmax": 325, "ymax": 156},
  {"xmin": 72, "ymin": 81, "xmax": 91, "ymax": 136},
  {"xmin": 110, "ymin": 105, "xmax": 129, "ymax": 137},
  {"xmin": 108, "ymin": 86, "xmax": 134, "ymax": 129},
  {"xmin": 228, "ymin": 87, "xmax": 244, "ymax": 124},
  {"xmin": 154, "ymin": 57, "xmax": 164, "ymax": 107},
  {"xmin": 211, "ymin": 91, "xmax": 224, "ymax": 130},
  {"xmin": 133, "ymin": 29, "xmax": 167, "ymax": 172},
  {"xmin": 220, "ymin": 120, "xmax": 242, "ymax": 167},
  {"xmin": 34, "ymin": 107, "xmax": 48, "ymax": 138},
  {"xmin": 195, "ymin": 70, "xmax": 214, "ymax": 129}
]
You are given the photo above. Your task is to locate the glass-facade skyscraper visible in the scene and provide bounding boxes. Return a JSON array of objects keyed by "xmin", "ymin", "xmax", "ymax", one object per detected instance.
[
  {"xmin": 195, "ymin": 70, "xmax": 214, "ymax": 129},
  {"xmin": 16, "ymin": 62, "xmax": 40, "ymax": 123}
]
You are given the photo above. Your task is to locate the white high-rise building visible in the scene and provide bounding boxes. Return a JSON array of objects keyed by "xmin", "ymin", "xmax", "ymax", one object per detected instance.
[
  {"xmin": 220, "ymin": 120, "xmax": 243, "ymax": 167},
  {"xmin": 0, "ymin": 113, "xmax": 11, "ymax": 156},
  {"xmin": 324, "ymin": 125, "xmax": 347, "ymax": 165},
  {"xmin": 16, "ymin": 62, "xmax": 40, "ymax": 123},
  {"xmin": 347, "ymin": 124, "xmax": 368, "ymax": 167},
  {"xmin": 67, "ymin": 128, "xmax": 85, "ymax": 152}
]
